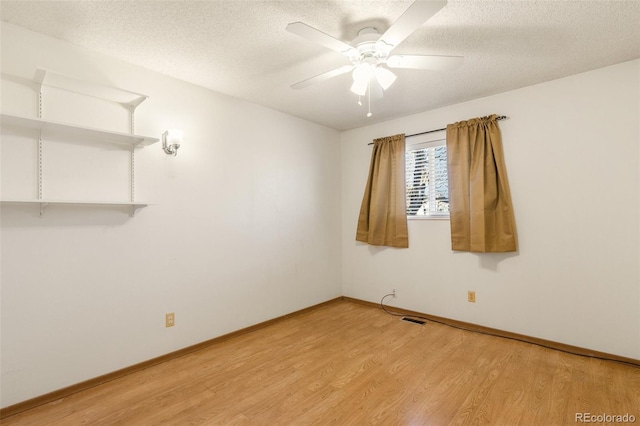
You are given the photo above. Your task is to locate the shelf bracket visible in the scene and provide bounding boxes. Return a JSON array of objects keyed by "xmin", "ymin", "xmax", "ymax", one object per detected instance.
[
  {"xmin": 130, "ymin": 204, "xmax": 145, "ymax": 217},
  {"xmin": 39, "ymin": 202, "xmax": 48, "ymax": 218}
]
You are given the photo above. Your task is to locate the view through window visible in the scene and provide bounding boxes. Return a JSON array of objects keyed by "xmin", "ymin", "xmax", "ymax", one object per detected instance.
[{"xmin": 405, "ymin": 139, "xmax": 449, "ymax": 218}]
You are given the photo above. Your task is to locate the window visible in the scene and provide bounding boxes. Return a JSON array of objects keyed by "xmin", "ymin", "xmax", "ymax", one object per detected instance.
[{"xmin": 405, "ymin": 139, "xmax": 449, "ymax": 218}]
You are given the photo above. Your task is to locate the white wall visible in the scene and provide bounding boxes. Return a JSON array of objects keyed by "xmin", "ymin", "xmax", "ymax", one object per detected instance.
[
  {"xmin": 342, "ymin": 60, "xmax": 640, "ymax": 360},
  {"xmin": 0, "ymin": 23, "xmax": 342, "ymax": 407},
  {"xmin": 1, "ymin": 21, "xmax": 638, "ymax": 411}
]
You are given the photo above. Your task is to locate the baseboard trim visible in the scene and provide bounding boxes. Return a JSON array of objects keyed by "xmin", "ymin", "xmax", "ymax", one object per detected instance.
[
  {"xmin": 343, "ymin": 296, "xmax": 640, "ymax": 367},
  {"xmin": 0, "ymin": 297, "xmax": 343, "ymax": 420}
]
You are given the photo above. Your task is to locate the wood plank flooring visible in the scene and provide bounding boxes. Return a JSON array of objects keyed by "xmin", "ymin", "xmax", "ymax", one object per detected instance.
[{"xmin": 3, "ymin": 300, "xmax": 639, "ymax": 425}]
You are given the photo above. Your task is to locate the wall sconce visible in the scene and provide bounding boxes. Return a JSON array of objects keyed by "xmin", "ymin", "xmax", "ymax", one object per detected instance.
[{"xmin": 162, "ymin": 129, "xmax": 182, "ymax": 156}]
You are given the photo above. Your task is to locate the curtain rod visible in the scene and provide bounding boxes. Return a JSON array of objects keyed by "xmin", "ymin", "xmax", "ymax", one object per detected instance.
[{"xmin": 367, "ymin": 115, "xmax": 508, "ymax": 145}]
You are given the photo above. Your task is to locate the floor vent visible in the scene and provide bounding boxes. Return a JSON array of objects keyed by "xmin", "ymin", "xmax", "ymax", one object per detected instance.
[{"xmin": 401, "ymin": 317, "xmax": 426, "ymax": 325}]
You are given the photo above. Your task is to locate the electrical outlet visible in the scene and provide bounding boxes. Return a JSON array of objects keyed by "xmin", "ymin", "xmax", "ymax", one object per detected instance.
[
  {"xmin": 165, "ymin": 313, "xmax": 175, "ymax": 327},
  {"xmin": 468, "ymin": 291, "xmax": 476, "ymax": 303},
  {"xmin": 392, "ymin": 289, "xmax": 397, "ymax": 298}
]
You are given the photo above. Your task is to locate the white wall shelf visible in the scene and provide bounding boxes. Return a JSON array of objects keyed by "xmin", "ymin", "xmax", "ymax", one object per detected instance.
[
  {"xmin": 0, "ymin": 199, "xmax": 149, "ymax": 217},
  {"xmin": 1, "ymin": 69, "xmax": 158, "ymax": 216},
  {"xmin": 1, "ymin": 113, "xmax": 158, "ymax": 147},
  {"xmin": 34, "ymin": 68, "xmax": 148, "ymax": 108}
]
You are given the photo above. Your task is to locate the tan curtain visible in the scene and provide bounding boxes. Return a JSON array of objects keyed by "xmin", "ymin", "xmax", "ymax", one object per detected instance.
[
  {"xmin": 355, "ymin": 134, "xmax": 409, "ymax": 248},
  {"xmin": 446, "ymin": 115, "xmax": 517, "ymax": 252}
]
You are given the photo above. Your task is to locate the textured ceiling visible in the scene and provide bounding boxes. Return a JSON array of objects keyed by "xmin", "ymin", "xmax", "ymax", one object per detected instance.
[{"xmin": 1, "ymin": 0, "xmax": 639, "ymax": 131}]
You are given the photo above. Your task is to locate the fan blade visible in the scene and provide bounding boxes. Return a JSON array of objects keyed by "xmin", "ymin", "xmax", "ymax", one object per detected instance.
[
  {"xmin": 378, "ymin": 0, "xmax": 447, "ymax": 51},
  {"xmin": 286, "ymin": 22, "xmax": 358, "ymax": 57},
  {"xmin": 291, "ymin": 65, "xmax": 355, "ymax": 89},
  {"xmin": 387, "ymin": 54, "xmax": 463, "ymax": 71}
]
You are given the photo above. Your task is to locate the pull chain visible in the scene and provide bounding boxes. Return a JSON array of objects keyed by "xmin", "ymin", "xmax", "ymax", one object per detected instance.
[{"xmin": 367, "ymin": 81, "xmax": 372, "ymax": 117}]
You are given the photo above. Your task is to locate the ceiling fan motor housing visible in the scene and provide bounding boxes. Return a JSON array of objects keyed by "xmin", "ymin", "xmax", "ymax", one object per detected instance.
[{"xmin": 350, "ymin": 27, "xmax": 390, "ymax": 64}]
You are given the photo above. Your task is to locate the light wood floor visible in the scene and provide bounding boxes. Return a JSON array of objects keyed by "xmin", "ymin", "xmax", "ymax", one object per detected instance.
[{"xmin": 3, "ymin": 300, "xmax": 639, "ymax": 425}]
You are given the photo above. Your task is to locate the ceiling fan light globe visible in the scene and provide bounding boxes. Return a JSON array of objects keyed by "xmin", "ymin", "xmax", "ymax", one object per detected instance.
[
  {"xmin": 375, "ymin": 67, "xmax": 397, "ymax": 90},
  {"xmin": 350, "ymin": 79, "xmax": 368, "ymax": 96},
  {"xmin": 352, "ymin": 62, "xmax": 374, "ymax": 82}
]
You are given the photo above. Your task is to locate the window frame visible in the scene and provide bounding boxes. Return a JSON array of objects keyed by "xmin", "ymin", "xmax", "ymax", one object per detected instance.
[{"xmin": 405, "ymin": 136, "xmax": 450, "ymax": 221}]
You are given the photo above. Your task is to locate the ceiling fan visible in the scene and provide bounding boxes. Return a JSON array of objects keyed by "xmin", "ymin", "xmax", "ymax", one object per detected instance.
[{"xmin": 286, "ymin": 0, "xmax": 462, "ymax": 103}]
